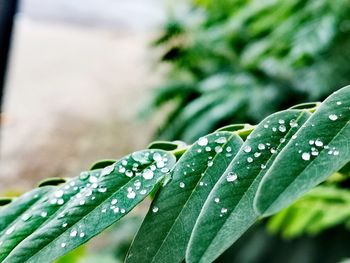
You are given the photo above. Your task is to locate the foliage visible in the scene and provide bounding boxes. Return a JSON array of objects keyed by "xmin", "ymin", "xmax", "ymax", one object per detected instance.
[
  {"xmin": 0, "ymin": 86, "xmax": 349, "ymax": 263},
  {"xmin": 146, "ymin": 0, "xmax": 350, "ymax": 142},
  {"xmin": 267, "ymin": 179, "xmax": 350, "ymax": 239}
]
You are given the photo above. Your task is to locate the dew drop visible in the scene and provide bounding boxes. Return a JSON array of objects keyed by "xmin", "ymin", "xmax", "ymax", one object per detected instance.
[
  {"xmin": 54, "ymin": 190, "xmax": 64, "ymax": 198},
  {"xmin": 198, "ymin": 137, "xmax": 208, "ymax": 146},
  {"xmin": 143, "ymin": 169, "xmax": 154, "ymax": 180},
  {"xmin": 153, "ymin": 152, "xmax": 162, "ymax": 162},
  {"xmin": 179, "ymin": 182, "xmax": 185, "ymax": 188},
  {"xmin": 329, "ymin": 114, "xmax": 338, "ymax": 121},
  {"xmin": 215, "ymin": 146, "xmax": 223, "ymax": 153},
  {"xmin": 79, "ymin": 171, "xmax": 90, "ymax": 180},
  {"xmin": 6, "ymin": 226, "xmax": 15, "ymax": 235},
  {"xmin": 215, "ymin": 137, "xmax": 227, "ymax": 144},
  {"xmin": 278, "ymin": 125, "xmax": 286, "ymax": 133},
  {"xmin": 226, "ymin": 172, "xmax": 238, "ymax": 182},
  {"xmin": 22, "ymin": 213, "xmax": 32, "ymax": 221},
  {"xmin": 70, "ymin": 230, "xmax": 77, "ymax": 237},
  {"xmin": 244, "ymin": 146, "xmax": 252, "ymax": 153},
  {"xmin": 127, "ymin": 191, "xmax": 136, "ymax": 199},
  {"xmin": 41, "ymin": 211, "xmax": 48, "ymax": 218},
  {"xmin": 125, "ymin": 170, "xmax": 133, "ymax": 177},
  {"xmin": 302, "ymin": 152, "xmax": 311, "ymax": 161},
  {"xmin": 315, "ymin": 139, "xmax": 323, "ymax": 147},
  {"xmin": 152, "ymin": 206, "xmax": 159, "ymax": 213},
  {"xmin": 258, "ymin": 143, "xmax": 266, "ymax": 150}
]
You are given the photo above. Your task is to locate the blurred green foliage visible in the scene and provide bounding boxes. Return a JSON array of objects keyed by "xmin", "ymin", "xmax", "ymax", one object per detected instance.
[{"xmin": 147, "ymin": 0, "xmax": 350, "ymax": 142}]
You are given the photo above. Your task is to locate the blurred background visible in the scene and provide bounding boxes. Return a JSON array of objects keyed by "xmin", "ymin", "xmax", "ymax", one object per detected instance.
[{"xmin": 1, "ymin": 0, "xmax": 350, "ymax": 262}]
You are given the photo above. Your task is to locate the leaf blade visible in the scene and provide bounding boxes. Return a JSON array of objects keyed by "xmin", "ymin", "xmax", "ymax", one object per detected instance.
[
  {"xmin": 254, "ymin": 86, "xmax": 350, "ymax": 216},
  {"xmin": 0, "ymin": 150, "xmax": 176, "ymax": 263},
  {"xmin": 126, "ymin": 132, "xmax": 243, "ymax": 263}
]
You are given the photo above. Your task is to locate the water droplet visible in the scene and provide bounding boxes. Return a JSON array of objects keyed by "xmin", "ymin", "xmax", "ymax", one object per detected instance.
[
  {"xmin": 329, "ymin": 114, "xmax": 338, "ymax": 121},
  {"xmin": 111, "ymin": 199, "xmax": 118, "ymax": 205},
  {"xmin": 156, "ymin": 160, "xmax": 165, "ymax": 168},
  {"xmin": 89, "ymin": 176, "xmax": 98, "ymax": 183},
  {"xmin": 302, "ymin": 152, "xmax": 310, "ymax": 161},
  {"xmin": 80, "ymin": 232, "xmax": 85, "ymax": 238},
  {"xmin": 143, "ymin": 169, "xmax": 154, "ymax": 180},
  {"xmin": 247, "ymin": 157, "xmax": 253, "ymax": 163},
  {"xmin": 258, "ymin": 144, "xmax": 265, "ymax": 150},
  {"xmin": 221, "ymin": 208, "xmax": 227, "ymax": 214},
  {"xmin": 315, "ymin": 139, "xmax": 323, "ymax": 147},
  {"xmin": 179, "ymin": 182, "xmax": 185, "ymax": 188},
  {"xmin": 198, "ymin": 137, "xmax": 208, "ymax": 146},
  {"xmin": 226, "ymin": 172, "xmax": 238, "ymax": 182},
  {"xmin": 79, "ymin": 171, "xmax": 90, "ymax": 180},
  {"xmin": 152, "ymin": 206, "xmax": 159, "ymax": 213},
  {"xmin": 214, "ymin": 197, "xmax": 220, "ymax": 203},
  {"xmin": 70, "ymin": 230, "xmax": 77, "ymax": 237},
  {"xmin": 125, "ymin": 170, "xmax": 133, "ymax": 177},
  {"xmin": 215, "ymin": 146, "xmax": 223, "ymax": 153},
  {"xmin": 61, "ymin": 243, "xmax": 66, "ymax": 248},
  {"xmin": 215, "ymin": 137, "xmax": 227, "ymax": 144},
  {"xmin": 278, "ymin": 125, "xmax": 286, "ymax": 133},
  {"xmin": 254, "ymin": 152, "xmax": 261, "ymax": 158},
  {"xmin": 127, "ymin": 190, "xmax": 136, "ymax": 199},
  {"xmin": 244, "ymin": 146, "xmax": 252, "ymax": 153},
  {"xmin": 101, "ymin": 165, "xmax": 114, "ymax": 176},
  {"xmin": 22, "ymin": 213, "xmax": 32, "ymax": 221},
  {"xmin": 98, "ymin": 186, "xmax": 107, "ymax": 193},
  {"xmin": 6, "ymin": 226, "xmax": 15, "ymax": 235},
  {"xmin": 41, "ymin": 211, "xmax": 48, "ymax": 218},
  {"xmin": 153, "ymin": 152, "xmax": 162, "ymax": 162}
]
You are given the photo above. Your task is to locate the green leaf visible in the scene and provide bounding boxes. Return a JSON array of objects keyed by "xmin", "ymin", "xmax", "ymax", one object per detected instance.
[
  {"xmin": 186, "ymin": 108, "xmax": 312, "ymax": 263},
  {"xmin": 89, "ymin": 160, "xmax": 117, "ymax": 170},
  {"xmin": 267, "ymin": 185, "xmax": 350, "ymax": 239},
  {"xmin": 255, "ymin": 86, "xmax": 350, "ymax": 216},
  {"xmin": 0, "ymin": 150, "xmax": 176, "ymax": 263},
  {"xmin": 37, "ymin": 178, "xmax": 67, "ymax": 187},
  {"xmin": 147, "ymin": 141, "xmax": 186, "ymax": 151},
  {"xmin": 0, "ymin": 187, "xmax": 52, "ymax": 233},
  {"xmin": 126, "ymin": 131, "xmax": 243, "ymax": 263}
]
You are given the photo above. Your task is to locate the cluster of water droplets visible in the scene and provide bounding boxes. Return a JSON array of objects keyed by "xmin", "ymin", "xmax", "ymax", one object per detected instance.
[
  {"xmin": 0, "ymin": 150, "xmax": 171, "ymax": 250},
  {"xmin": 178, "ymin": 134, "xmax": 231, "ymax": 189}
]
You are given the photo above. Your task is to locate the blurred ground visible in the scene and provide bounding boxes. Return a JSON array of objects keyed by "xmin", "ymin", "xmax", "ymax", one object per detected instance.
[{"xmin": 0, "ymin": 0, "xmax": 166, "ymax": 193}]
